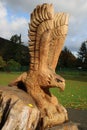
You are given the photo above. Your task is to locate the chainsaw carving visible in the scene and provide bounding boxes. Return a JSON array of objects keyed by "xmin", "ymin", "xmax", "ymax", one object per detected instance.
[{"xmin": 9, "ymin": 3, "xmax": 69, "ymax": 129}]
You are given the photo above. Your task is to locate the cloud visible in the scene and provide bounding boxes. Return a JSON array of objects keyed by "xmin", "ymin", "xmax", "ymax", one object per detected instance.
[
  {"xmin": 3, "ymin": 0, "xmax": 87, "ymax": 15},
  {"xmin": 0, "ymin": 2, "xmax": 7, "ymax": 18},
  {"xmin": 0, "ymin": 1, "xmax": 28, "ymax": 43},
  {"xmin": 0, "ymin": 0, "xmax": 87, "ymax": 52}
]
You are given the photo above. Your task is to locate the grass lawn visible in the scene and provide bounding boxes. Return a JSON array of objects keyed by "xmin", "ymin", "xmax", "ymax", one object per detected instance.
[
  {"xmin": 0, "ymin": 70, "xmax": 87, "ymax": 110},
  {"xmin": 51, "ymin": 70, "xmax": 87, "ymax": 110},
  {"xmin": 0, "ymin": 72, "xmax": 21, "ymax": 86}
]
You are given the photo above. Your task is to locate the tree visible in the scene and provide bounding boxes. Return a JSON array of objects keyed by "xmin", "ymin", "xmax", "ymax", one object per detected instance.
[
  {"xmin": 10, "ymin": 34, "xmax": 26, "ymax": 64},
  {"xmin": 77, "ymin": 41, "xmax": 87, "ymax": 69},
  {"xmin": 7, "ymin": 59, "xmax": 21, "ymax": 71},
  {"xmin": 0, "ymin": 56, "xmax": 6, "ymax": 70},
  {"xmin": 2, "ymin": 34, "xmax": 29, "ymax": 66},
  {"xmin": 10, "ymin": 34, "xmax": 23, "ymax": 44},
  {"xmin": 57, "ymin": 47, "xmax": 76, "ymax": 69},
  {"xmin": 78, "ymin": 41, "xmax": 87, "ymax": 62}
]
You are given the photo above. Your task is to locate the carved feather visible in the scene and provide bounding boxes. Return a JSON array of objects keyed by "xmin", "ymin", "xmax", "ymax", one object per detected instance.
[
  {"xmin": 28, "ymin": 3, "xmax": 54, "ymax": 71},
  {"xmin": 48, "ymin": 13, "xmax": 69, "ymax": 70}
]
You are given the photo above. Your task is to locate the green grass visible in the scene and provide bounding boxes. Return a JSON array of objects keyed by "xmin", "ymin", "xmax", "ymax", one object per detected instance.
[
  {"xmin": 51, "ymin": 70, "xmax": 87, "ymax": 110},
  {"xmin": 51, "ymin": 80, "xmax": 87, "ymax": 110},
  {"xmin": 0, "ymin": 72, "xmax": 21, "ymax": 86},
  {"xmin": 0, "ymin": 71, "xmax": 87, "ymax": 110}
]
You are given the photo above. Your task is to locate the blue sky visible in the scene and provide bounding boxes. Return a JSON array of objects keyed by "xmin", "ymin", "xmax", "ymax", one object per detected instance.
[{"xmin": 0, "ymin": 0, "xmax": 87, "ymax": 55}]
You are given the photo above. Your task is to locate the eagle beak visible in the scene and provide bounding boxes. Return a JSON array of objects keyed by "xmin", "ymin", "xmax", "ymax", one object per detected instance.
[{"xmin": 55, "ymin": 74, "xmax": 65, "ymax": 91}]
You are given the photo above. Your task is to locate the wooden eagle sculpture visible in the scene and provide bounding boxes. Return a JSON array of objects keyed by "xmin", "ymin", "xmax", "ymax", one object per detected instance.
[{"xmin": 9, "ymin": 3, "xmax": 69, "ymax": 129}]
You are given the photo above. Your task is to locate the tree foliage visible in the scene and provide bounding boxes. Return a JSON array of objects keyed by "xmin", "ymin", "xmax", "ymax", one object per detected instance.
[
  {"xmin": 0, "ymin": 36, "xmax": 29, "ymax": 67},
  {"xmin": 7, "ymin": 59, "xmax": 21, "ymax": 71},
  {"xmin": 10, "ymin": 34, "xmax": 23, "ymax": 44},
  {"xmin": 77, "ymin": 41, "xmax": 87, "ymax": 69},
  {"xmin": 78, "ymin": 41, "xmax": 87, "ymax": 62},
  {"xmin": 0, "ymin": 56, "xmax": 6, "ymax": 70},
  {"xmin": 57, "ymin": 47, "xmax": 76, "ymax": 69}
]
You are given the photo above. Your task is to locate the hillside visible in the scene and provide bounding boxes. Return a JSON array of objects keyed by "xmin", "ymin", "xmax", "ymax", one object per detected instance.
[
  {"xmin": 0, "ymin": 37, "xmax": 29, "ymax": 66},
  {"xmin": 0, "ymin": 37, "xmax": 10, "ymax": 56}
]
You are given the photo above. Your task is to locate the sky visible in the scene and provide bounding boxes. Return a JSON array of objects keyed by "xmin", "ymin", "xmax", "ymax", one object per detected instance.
[{"xmin": 0, "ymin": 0, "xmax": 87, "ymax": 55}]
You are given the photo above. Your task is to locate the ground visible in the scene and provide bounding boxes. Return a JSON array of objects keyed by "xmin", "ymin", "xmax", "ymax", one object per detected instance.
[{"xmin": 67, "ymin": 108, "xmax": 87, "ymax": 130}]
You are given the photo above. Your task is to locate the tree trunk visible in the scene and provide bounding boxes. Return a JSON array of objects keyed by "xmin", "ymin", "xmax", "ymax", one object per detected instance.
[{"xmin": 0, "ymin": 86, "xmax": 40, "ymax": 130}]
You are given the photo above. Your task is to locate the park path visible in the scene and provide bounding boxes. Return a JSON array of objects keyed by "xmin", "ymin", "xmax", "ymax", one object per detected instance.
[{"xmin": 67, "ymin": 108, "xmax": 87, "ymax": 130}]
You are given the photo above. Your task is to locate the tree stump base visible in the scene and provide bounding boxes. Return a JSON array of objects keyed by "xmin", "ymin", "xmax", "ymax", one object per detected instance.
[
  {"xmin": 0, "ymin": 86, "xmax": 79, "ymax": 130},
  {"xmin": 0, "ymin": 86, "xmax": 40, "ymax": 130}
]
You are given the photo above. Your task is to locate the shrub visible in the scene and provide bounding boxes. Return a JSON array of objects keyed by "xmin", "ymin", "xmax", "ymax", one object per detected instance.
[
  {"xmin": 0, "ymin": 56, "xmax": 6, "ymax": 71},
  {"xmin": 7, "ymin": 59, "xmax": 21, "ymax": 71}
]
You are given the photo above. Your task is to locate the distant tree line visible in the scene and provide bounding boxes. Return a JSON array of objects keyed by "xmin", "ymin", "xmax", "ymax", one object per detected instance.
[
  {"xmin": 77, "ymin": 41, "xmax": 87, "ymax": 70},
  {"xmin": 0, "ymin": 34, "xmax": 87, "ymax": 71},
  {"xmin": 57, "ymin": 40, "xmax": 87, "ymax": 70}
]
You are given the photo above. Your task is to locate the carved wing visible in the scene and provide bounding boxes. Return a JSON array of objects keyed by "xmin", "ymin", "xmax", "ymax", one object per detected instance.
[
  {"xmin": 28, "ymin": 3, "xmax": 54, "ymax": 71},
  {"xmin": 48, "ymin": 13, "xmax": 69, "ymax": 70}
]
